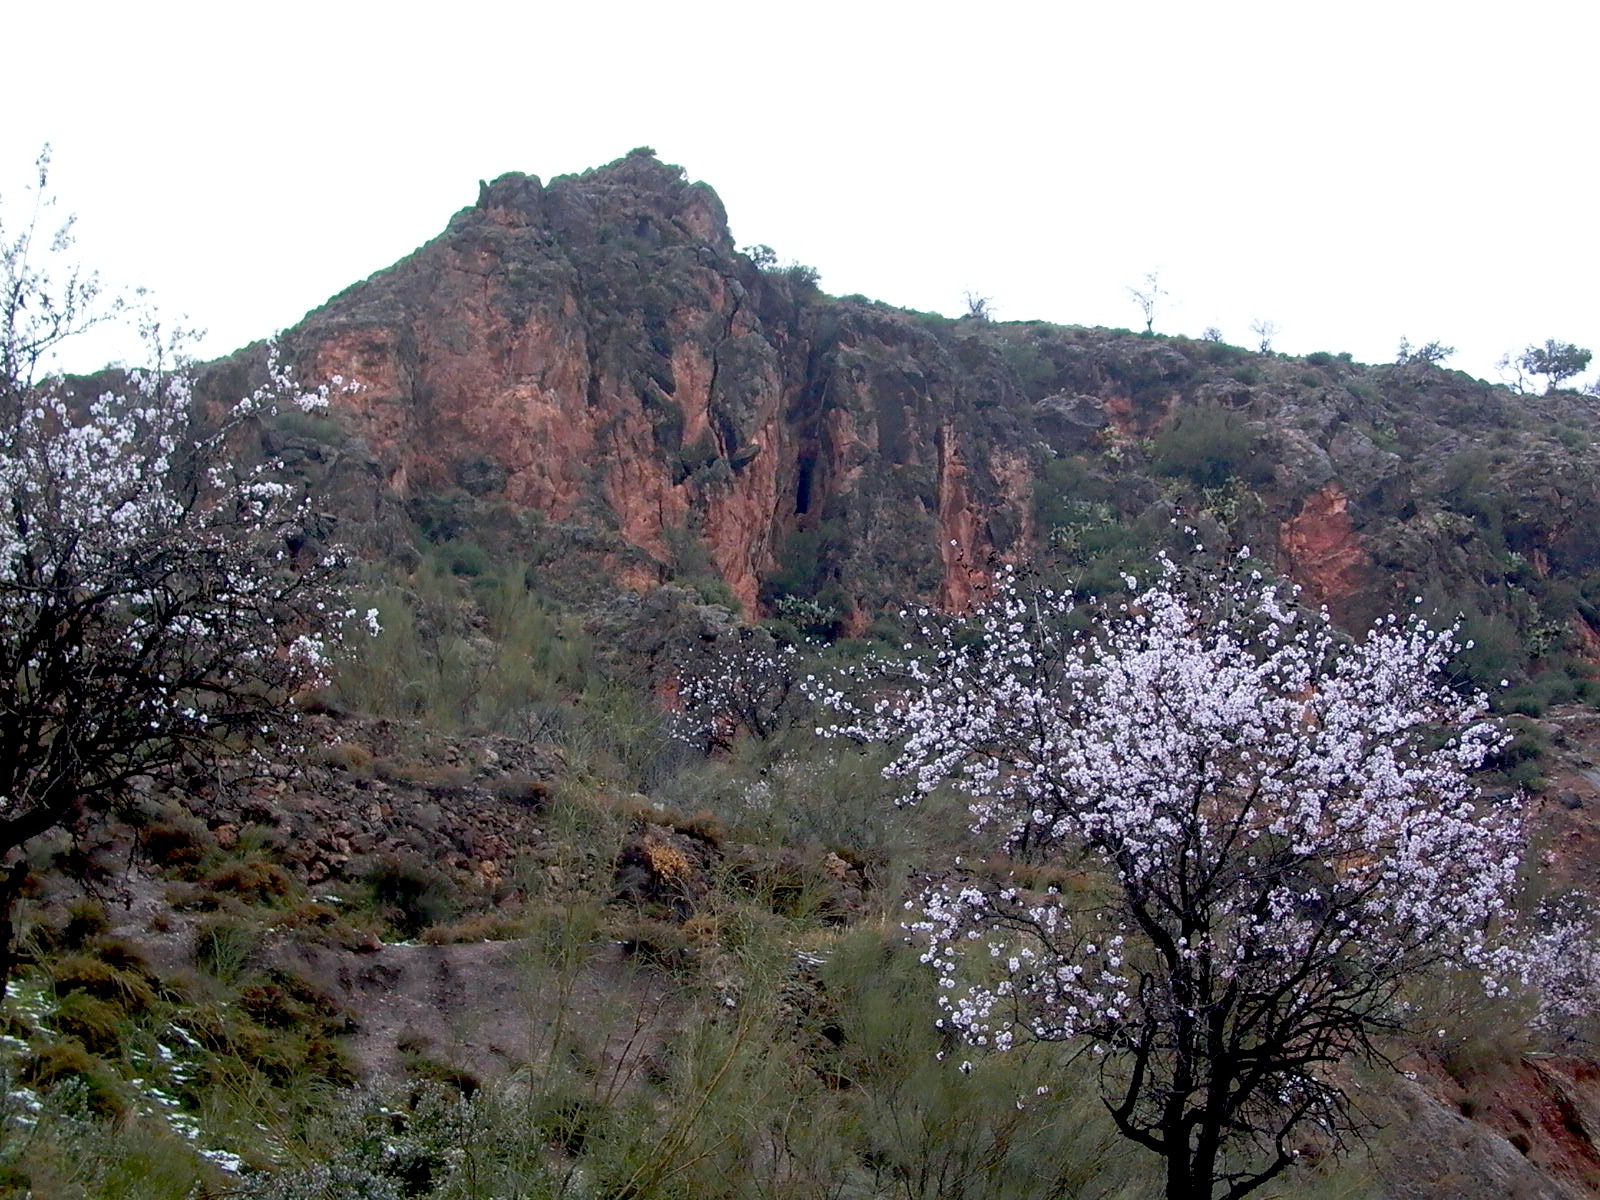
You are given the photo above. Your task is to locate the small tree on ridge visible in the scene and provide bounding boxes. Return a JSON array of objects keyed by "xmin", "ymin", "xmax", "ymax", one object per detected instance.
[
  {"xmin": 1128, "ymin": 271, "xmax": 1166, "ymax": 336},
  {"xmin": 1517, "ymin": 339, "xmax": 1592, "ymax": 393}
]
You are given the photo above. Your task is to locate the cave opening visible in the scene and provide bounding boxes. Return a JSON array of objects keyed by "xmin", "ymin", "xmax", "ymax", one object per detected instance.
[{"xmin": 795, "ymin": 453, "xmax": 816, "ymax": 516}]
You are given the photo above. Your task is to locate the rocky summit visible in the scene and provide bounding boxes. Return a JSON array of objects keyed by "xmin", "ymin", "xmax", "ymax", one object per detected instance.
[{"xmin": 275, "ymin": 148, "xmax": 1600, "ymax": 702}]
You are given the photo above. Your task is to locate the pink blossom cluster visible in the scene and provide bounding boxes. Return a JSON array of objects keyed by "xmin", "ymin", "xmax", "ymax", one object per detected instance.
[
  {"xmin": 1515, "ymin": 900, "xmax": 1600, "ymax": 1040},
  {"xmin": 0, "ymin": 338, "xmax": 360, "ymax": 815},
  {"xmin": 673, "ymin": 631, "xmax": 804, "ymax": 750},
  {"xmin": 826, "ymin": 555, "xmax": 1530, "ymax": 1095}
]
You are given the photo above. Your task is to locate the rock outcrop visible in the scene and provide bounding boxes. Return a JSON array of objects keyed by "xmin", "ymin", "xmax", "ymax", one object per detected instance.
[
  {"xmin": 276, "ymin": 150, "xmax": 1600, "ymax": 690},
  {"xmin": 291, "ymin": 150, "xmax": 1023, "ymax": 624}
]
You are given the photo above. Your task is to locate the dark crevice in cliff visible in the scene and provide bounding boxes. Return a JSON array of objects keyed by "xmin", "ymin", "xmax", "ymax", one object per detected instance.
[
  {"xmin": 794, "ymin": 454, "xmax": 816, "ymax": 517},
  {"xmin": 760, "ymin": 334, "xmax": 829, "ymax": 554},
  {"xmin": 705, "ymin": 284, "xmax": 744, "ymax": 463}
]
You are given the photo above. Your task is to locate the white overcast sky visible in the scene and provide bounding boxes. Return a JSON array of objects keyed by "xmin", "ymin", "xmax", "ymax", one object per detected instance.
[{"xmin": 5, "ymin": 0, "xmax": 1595, "ymax": 387}]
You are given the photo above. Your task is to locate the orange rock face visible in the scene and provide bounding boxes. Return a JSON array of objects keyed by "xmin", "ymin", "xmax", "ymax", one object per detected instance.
[
  {"xmin": 307, "ymin": 154, "xmax": 1583, "ymax": 643},
  {"xmin": 297, "ymin": 157, "xmax": 1030, "ymax": 620},
  {"xmin": 937, "ymin": 422, "xmax": 989, "ymax": 611},
  {"xmin": 1278, "ymin": 483, "xmax": 1369, "ymax": 609}
]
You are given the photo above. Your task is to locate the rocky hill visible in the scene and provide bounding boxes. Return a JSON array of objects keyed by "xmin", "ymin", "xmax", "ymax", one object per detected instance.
[
  {"xmin": 9, "ymin": 149, "xmax": 1600, "ymax": 1200},
  {"xmin": 268, "ymin": 147, "xmax": 1600, "ymax": 707}
]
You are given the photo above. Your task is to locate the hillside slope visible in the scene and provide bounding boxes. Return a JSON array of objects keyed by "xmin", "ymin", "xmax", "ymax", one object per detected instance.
[{"xmin": 9, "ymin": 149, "xmax": 1600, "ymax": 1200}]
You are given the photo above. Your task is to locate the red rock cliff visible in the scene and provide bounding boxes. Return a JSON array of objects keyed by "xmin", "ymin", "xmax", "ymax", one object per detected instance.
[
  {"xmin": 278, "ymin": 149, "xmax": 1600, "ymax": 663},
  {"xmin": 295, "ymin": 151, "xmax": 1028, "ymax": 618}
]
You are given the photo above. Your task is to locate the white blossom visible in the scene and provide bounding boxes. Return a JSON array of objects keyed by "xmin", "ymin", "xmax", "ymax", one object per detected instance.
[{"xmin": 814, "ymin": 554, "xmax": 1531, "ymax": 1192}]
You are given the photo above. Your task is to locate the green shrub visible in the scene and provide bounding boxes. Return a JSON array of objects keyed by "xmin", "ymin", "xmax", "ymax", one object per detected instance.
[
  {"xmin": 682, "ymin": 572, "xmax": 741, "ymax": 610},
  {"xmin": 20, "ymin": 1041, "xmax": 126, "ymax": 1119},
  {"xmin": 61, "ymin": 899, "xmax": 111, "ymax": 948},
  {"xmin": 1449, "ymin": 607, "xmax": 1525, "ymax": 695},
  {"xmin": 50, "ymin": 993, "xmax": 124, "ymax": 1058},
  {"xmin": 816, "ymin": 931, "xmax": 1152, "ymax": 1199},
  {"xmin": 365, "ymin": 855, "xmax": 456, "ymax": 939},
  {"xmin": 269, "ymin": 406, "xmax": 345, "ymax": 447},
  {"xmin": 181, "ymin": 989, "xmax": 355, "ymax": 1094},
  {"xmin": 50, "ymin": 955, "xmax": 155, "ymax": 1016},
  {"xmin": 333, "ymin": 571, "xmax": 598, "ymax": 733},
  {"xmin": 762, "ymin": 524, "xmax": 840, "ymax": 606},
  {"xmin": 138, "ymin": 816, "xmax": 211, "ymax": 875},
  {"xmin": 1485, "ymin": 717, "xmax": 1549, "ymax": 788},
  {"xmin": 779, "ymin": 262, "xmax": 821, "ymax": 289},
  {"xmin": 200, "ymin": 859, "xmax": 297, "ymax": 906},
  {"xmin": 1149, "ymin": 404, "xmax": 1267, "ymax": 488},
  {"xmin": 0, "ymin": 1078, "xmax": 215, "ymax": 1198},
  {"xmin": 193, "ymin": 917, "xmax": 263, "ymax": 983},
  {"xmin": 397, "ymin": 1039, "xmax": 482, "ymax": 1098},
  {"xmin": 445, "ymin": 541, "xmax": 489, "ymax": 577},
  {"xmin": 237, "ymin": 971, "xmax": 344, "ymax": 1032}
]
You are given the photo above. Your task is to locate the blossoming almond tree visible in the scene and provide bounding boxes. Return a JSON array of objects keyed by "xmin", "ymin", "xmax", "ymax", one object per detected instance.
[
  {"xmin": 828, "ymin": 558, "xmax": 1523, "ymax": 1200},
  {"xmin": 674, "ymin": 628, "xmax": 805, "ymax": 752},
  {"xmin": 0, "ymin": 154, "xmax": 361, "ymax": 987}
]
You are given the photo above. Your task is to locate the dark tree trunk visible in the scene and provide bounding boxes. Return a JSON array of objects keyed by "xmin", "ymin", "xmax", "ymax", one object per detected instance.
[
  {"xmin": 0, "ymin": 859, "xmax": 33, "ymax": 994},
  {"xmin": 1165, "ymin": 1152, "xmax": 1208, "ymax": 1200}
]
